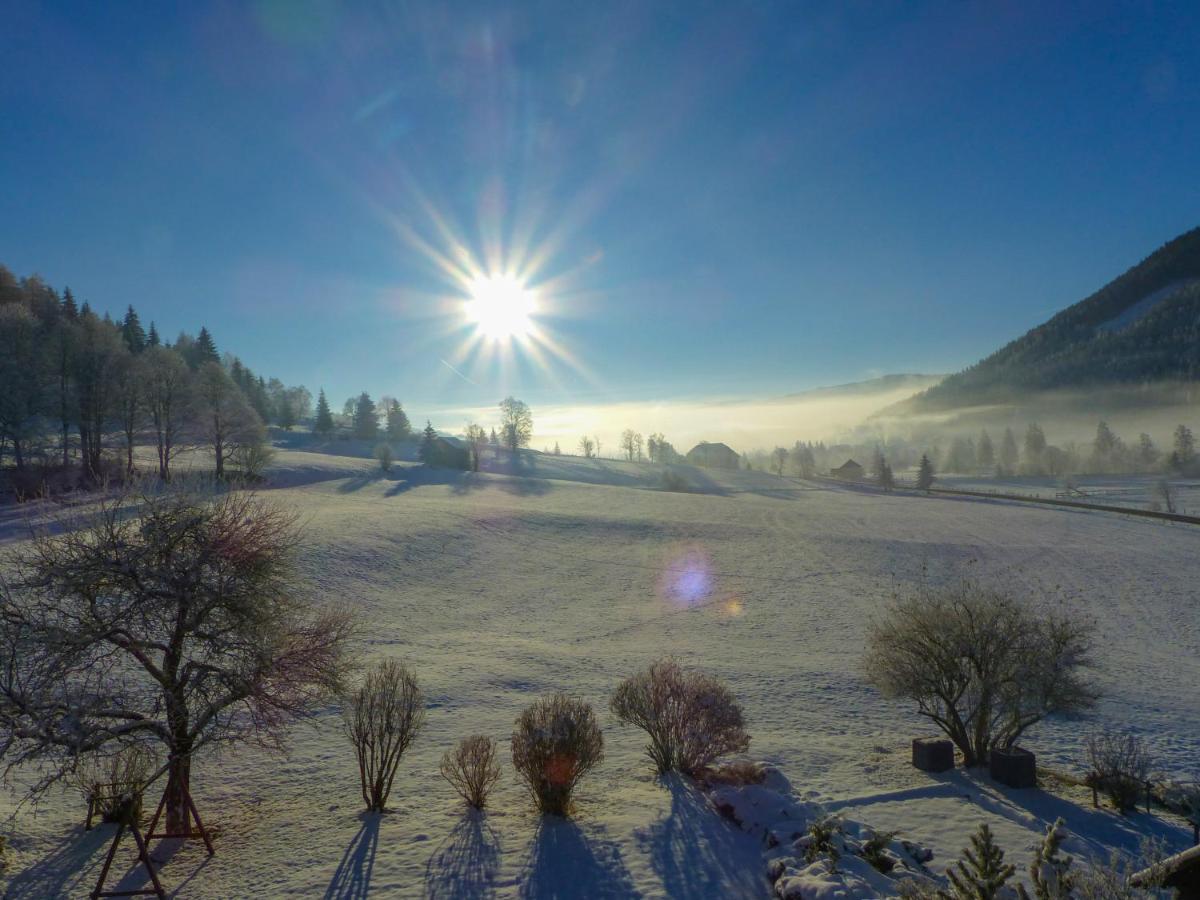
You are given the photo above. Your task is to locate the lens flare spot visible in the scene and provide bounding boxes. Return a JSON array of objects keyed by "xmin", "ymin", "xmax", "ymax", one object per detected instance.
[
  {"xmin": 657, "ymin": 546, "xmax": 713, "ymax": 607},
  {"xmin": 720, "ymin": 598, "xmax": 745, "ymax": 618}
]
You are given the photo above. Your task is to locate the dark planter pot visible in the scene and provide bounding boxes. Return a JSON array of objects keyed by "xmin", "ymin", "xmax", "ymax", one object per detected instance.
[
  {"xmin": 912, "ymin": 737, "xmax": 954, "ymax": 773},
  {"xmin": 990, "ymin": 746, "xmax": 1036, "ymax": 788}
]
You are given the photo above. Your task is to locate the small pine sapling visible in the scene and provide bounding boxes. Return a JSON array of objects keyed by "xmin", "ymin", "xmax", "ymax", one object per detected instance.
[
  {"xmin": 1018, "ymin": 818, "xmax": 1075, "ymax": 900},
  {"xmin": 946, "ymin": 822, "xmax": 1016, "ymax": 899}
]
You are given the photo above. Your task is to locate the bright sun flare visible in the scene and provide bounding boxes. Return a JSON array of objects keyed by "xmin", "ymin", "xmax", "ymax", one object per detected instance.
[{"xmin": 467, "ymin": 274, "xmax": 535, "ymax": 340}]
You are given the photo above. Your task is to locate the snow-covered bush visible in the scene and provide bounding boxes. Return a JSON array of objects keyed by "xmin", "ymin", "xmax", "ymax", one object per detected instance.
[
  {"xmin": 1085, "ymin": 729, "xmax": 1153, "ymax": 813},
  {"xmin": 610, "ymin": 657, "xmax": 750, "ymax": 776},
  {"xmin": 511, "ymin": 693, "xmax": 603, "ymax": 816},
  {"xmin": 344, "ymin": 659, "xmax": 425, "ymax": 812},
  {"xmin": 440, "ymin": 734, "xmax": 501, "ymax": 810},
  {"xmin": 864, "ymin": 579, "xmax": 1098, "ymax": 766},
  {"xmin": 804, "ymin": 816, "xmax": 842, "ymax": 867}
]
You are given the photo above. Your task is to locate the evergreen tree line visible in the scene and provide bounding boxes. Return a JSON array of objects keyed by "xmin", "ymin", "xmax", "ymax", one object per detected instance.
[
  {"xmin": 0, "ymin": 266, "xmax": 306, "ymax": 490},
  {"xmin": 746, "ymin": 420, "xmax": 1197, "ymax": 482}
]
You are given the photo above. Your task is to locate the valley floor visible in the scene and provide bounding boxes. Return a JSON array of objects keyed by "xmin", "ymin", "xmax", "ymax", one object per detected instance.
[{"xmin": 2, "ymin": 451, "xmax": 1197, "ymax": 898}]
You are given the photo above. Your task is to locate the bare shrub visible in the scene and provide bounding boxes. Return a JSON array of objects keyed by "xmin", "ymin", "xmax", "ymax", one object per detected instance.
[
  {"xmin": 702, "ymin": 760, "xmax": 765, "ymax": 787},
  {"xmin": 660, "ymin": 470, "xmax": 690, "ymax": 492},
  {"xmin": 511, "ymin": 693, "xmax": 603, "ymax": 816},
  {"xmin": 71, "ymin": 745, "xmax": 156, "ymax": 825},
  {"xmin": 374, "ymin": 443, "xmax": 393, "ymax": 473},
  {"xmin": 611, "ymin": 658, "xmax": 750, "ymax": 777},
  {"xmin": 232, "ymin": 440, "xmax": 275, "ymax": 482},
  {"xmin": 440, "ymin": 735, "xmax": 501, "ymax": 809},
  {"xmin": 344, "ymin": 659, "xmax": 425, "ymax": 812},
  {"xmin": 864, "ymin": 579, "xmax": 1098, "ymax": 766},
  {"xmin": 1085, "ymin": 729, "xmax": 1153, "ymax": 813}
]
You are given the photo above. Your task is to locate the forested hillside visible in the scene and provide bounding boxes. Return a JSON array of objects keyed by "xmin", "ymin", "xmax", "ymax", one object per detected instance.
[
  {"xmin": 0, "ymin": 265, "xmax": 309, "ymax": 492},
  {"xmin": 906, "ymin": 226, "xmax": 1200, "ymax": 411}
]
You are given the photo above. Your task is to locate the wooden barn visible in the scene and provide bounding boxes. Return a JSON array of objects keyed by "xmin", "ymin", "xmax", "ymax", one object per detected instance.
[
  {"xmin": 830, "ymin": 459, "xmax": 865, "ymax": 480},
  {"xmin": 685, "ymin": 441, "xmax": 740, "ymax": 470}
]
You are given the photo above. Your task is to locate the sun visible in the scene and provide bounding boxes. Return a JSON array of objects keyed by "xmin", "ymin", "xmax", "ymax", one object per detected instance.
[{"xmin": 466, "ymin": 274, "xmax": 535, "ymax": 340}]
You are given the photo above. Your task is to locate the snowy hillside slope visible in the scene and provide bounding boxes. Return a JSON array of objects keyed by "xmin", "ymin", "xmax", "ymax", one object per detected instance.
[{"xmin": 2, "ymin": 450, "xmax": 1196, "ymax": 897}]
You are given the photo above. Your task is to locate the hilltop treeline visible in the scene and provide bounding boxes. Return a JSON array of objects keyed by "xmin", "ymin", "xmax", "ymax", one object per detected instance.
[
  {"xmin": 0, "ymin": 266, "xmax": 309, "ymax": 493},
  {"xmin": 909, "ymin": 226, "xmax": 1200, "ymax": 411}
]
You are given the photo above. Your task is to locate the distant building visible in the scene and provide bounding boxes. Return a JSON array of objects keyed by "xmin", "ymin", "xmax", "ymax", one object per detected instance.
[
  {"xmin": 830, "ymin": 459, "xmax": 865, "ymax": 480},
  {"xmin": 429, "ymin": 435, "xmax": 471, "ymax": 470},
  {"xmin": 685, "ymin": 441, "xmax": 740, "ymax": 469}
]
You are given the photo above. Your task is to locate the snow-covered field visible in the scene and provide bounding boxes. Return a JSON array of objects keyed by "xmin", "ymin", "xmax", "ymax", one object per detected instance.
[{"xmin": 2, "ymin": 450, "xmax": 1198, "ymax": 898}]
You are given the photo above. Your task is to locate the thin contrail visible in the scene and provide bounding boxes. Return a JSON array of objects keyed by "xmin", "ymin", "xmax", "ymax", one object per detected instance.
[{"xmin": 440, "ymin": 358, "xmax": 477, "ymax": 385}]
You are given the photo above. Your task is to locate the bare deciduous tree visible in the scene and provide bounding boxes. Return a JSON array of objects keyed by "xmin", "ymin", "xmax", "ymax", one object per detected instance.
[
  {"xmin": 0, "ymin": 489, "xmax": 352, "ymax": 833},
  {"xmin": 464, "ymin": 424, "xmax": 488, "ymax": 471},
  {"xmin": 771, "ymin": 447, "xmax": 788, "ymax": 477},
  {"xmin": 511, "ymin": 693, "xmax": 603, "ymax": 816},
  {"xmin": 440, "ymin": 735, "xmax": 501, "ymax": 809},
  {"xmin": 610, "ymin": 657, "xmax": 750, "ymax": 776},
  {"xmin": 143, "ymin": 345, "xmax": 194, "ymax": 481},
  {"xmin": 864, "ymin": 579, "xmax": 1097, "ymax": 766},
  {"xmin": 194, "ymin": 362, "xmax": 266, "ymax": 479},
  {"xmin": 344, "ymin": 659, "xmax": 425, "ymax": 813},
  {"xmin": 578, "ymin": 435, "xmax": 595, "ymax": 458},
  {"xmin": 498, "ymin": 396, "xmax": 532, "ymax": 454}
]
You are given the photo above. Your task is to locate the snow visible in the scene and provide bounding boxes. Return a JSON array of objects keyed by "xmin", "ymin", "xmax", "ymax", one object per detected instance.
[
  {"xmin": 2, "ymin": 450, "xmax": 1197, "ymax": 897},
  {"xmin": 1095, "ymin": 279, "xmax": 1200, "ymax": 333}
]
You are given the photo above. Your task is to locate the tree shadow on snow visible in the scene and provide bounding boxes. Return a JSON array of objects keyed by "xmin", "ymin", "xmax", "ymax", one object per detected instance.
[
  {"xmin": 2, "ymin": 824, "xmax": 111, "ymax": 899},
  {"xmin": 925, "ymin": 767, "xmax": 1193, "ymax": 859},
  {"xmin": 324, "ymin": 812, "xmax": 381, "ymax": 900},
  {"xmin": 639, "ymin": 776, "xmax": 767, "ymax": 898},
  {"xmin": 423, "ymin": 809, "xmax": 501, "ymax": 898},
  {"xmin": 519, "ymin": 816, "xmax": 640, "ymax": 899}
]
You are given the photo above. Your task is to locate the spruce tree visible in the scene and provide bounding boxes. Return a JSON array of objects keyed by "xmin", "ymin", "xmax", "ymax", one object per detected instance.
[
  {"xmin": 916, "ymin": 454, "xmax": 935, "ymax": 492},
  {"xmin": 419, "ymin": 420, "xmax": 438, "ymax": 464},
  {"xmin": 999, "ymin": 428, "xmax": 1019, "ymax": 474},
  {"xmin": 314, "ymin": 389, "xmax": 334, "ymax": 436},
  {"xmin": 878, "ymin": 460, "xmax": 895, "ymax": 491},
  {"xmin": 193, "ymin": 326, "xmax": 220, "ymax": 367},
  {"xmin": 61, "ymin": 287, "xmax": 79, "ymax": 320},
  {"xmin": 1021, "ymin": 818, "xmax": 1075, "ymax": 900},
  {"xmin": 385, "ymin": 399, "xmax": 411, "ymax": 441},
  {"xmin": 977, "ymin": 429, "xmax": 995, "ymax": 469},
  {"xmin": 353, "ymin": 392, "xmax": 378, "ymax": 441},
  {"xmin": 147, "ymin": 321, "xmax": 160, "ymax": 346},
  {"xmin": 947, "ymin": 822, "xmax": 1015, "ymax": 899},
  {"xmin": 121, "ymin": 305, "xmax": 146, "ymax": 353}
]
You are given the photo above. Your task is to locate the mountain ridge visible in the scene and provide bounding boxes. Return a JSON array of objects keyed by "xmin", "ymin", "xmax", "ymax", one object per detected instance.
[{"xmin": 898, "ymin": 225, "xmax": 1200, "ymax": 413}]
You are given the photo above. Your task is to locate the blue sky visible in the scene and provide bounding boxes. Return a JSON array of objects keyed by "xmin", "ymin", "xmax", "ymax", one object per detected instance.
[{"xmin": 2, "ymin": 1, "xmax": 1198, "ymax": 416}]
